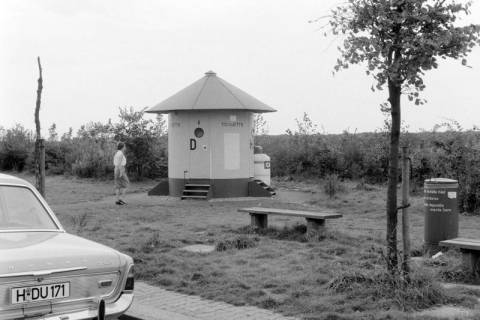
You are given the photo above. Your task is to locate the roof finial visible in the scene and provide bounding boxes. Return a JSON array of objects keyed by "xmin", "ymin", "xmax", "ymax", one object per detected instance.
[{"xmin": 205, "ymin": 70, "xmax": 216, "ymax": 76}]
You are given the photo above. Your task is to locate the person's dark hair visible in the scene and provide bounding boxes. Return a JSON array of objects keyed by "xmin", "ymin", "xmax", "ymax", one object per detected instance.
[{"xmin": 117, "ymin": 142, "xmax": 125, "ymax": 150}]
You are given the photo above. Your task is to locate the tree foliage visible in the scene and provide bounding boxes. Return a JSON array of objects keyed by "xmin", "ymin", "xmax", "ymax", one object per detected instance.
[
  {"xmin": 328, "ymin": 0, "xmax": 480, "ymax": 273},
  {"xmin": 253, "ymin": 114, "xmax": 268, "ymax": 136},
  {"xmin": 330, "ymin": 0, "xmax": 480, "ymax": 105},
  {"xmin": 113, "ymin": 107, "xmax": 167, "ymax": 179},
  {"xmin": 0, "ymin": 124, "xmax": 33, "ymax": 171}
]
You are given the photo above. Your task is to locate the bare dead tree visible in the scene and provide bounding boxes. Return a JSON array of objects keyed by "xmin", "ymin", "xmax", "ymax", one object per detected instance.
[{"xmin": 34, "ymin": 57, "xmax": 45, "ymax": 196}]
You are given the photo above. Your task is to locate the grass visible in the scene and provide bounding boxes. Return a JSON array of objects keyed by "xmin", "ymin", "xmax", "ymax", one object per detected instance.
[{"xmin": 8, "ymin": 172, "xmax": 480, "ymax": 319}]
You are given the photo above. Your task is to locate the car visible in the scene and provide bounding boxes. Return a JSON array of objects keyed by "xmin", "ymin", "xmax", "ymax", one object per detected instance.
[{"xmin": 0, "ymin": 173, "xmax": 134, "ymax": 320}]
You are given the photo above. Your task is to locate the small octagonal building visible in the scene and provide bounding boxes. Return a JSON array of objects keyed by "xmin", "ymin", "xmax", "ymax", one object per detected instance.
[{"xmin": 146, "ymin": 71, "xmax": 276, "ymax": 198}]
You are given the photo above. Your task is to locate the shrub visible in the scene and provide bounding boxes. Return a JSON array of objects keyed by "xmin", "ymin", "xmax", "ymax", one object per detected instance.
[
  {"xmin": 6, "ymin": 110, "xmax": 480, "ymax": 206},
  {"xmin": 0, "ymin": 124, "xmax": 34, "ymax": 172},
  {"xmin": 141, "ymin": 231, "xmax": 161, "ymax": 253},
  {"xmin": 70, "ymin": 138, "xmax": 115, "ymax": 178},
  {"xmin": 112, "ymin": 107, "xmax": 167, "ymax": 179},
  {"xmin": 324, "ymin": 174, "xmax": 344, "ymax": 198},
  {"xmin": 27, "ymin": 108, "xmax": 168, "ymax": 180},
  {"xmin": 234, "ymin": 224, "xmax": 312, "ymax": 242},
  {"xmin": 421, "ymin": 122, "xmax": 480, "ymax": 213},
  {"xmin": 216, "ymin": 236, "xmax": 259, "ymax": 251},
  {"xmin": 327, "ymin": 269, "xmax": 449, "ymax": 311}
]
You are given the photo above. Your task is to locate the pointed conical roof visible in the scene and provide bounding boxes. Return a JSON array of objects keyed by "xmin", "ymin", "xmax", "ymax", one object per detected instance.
[{"xmin": 146, "ymin": 71, "xmax": 276, "ymax": 114}]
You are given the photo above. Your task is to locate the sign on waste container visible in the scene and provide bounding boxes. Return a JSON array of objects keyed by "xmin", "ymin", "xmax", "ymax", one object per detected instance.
[{"xmin": 424, "ymin": 178, "xmax": 459, "ymax": 253}]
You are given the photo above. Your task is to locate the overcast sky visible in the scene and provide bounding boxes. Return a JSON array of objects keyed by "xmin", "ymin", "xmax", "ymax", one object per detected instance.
[{"xmin": 1, "ymin": 0, "xmax": 479, "ymax": 136}]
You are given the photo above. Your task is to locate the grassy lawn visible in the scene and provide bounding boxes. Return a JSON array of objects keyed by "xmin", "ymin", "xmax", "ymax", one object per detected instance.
[{"xmin": 13, "ymin": 173, "xmax": 480, "ymax": 319}]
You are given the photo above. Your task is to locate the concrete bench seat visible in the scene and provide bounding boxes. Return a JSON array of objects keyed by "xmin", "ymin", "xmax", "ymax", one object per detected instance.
[
  {"xmin": 440, "ymin": 238, "xmax": 480, "ymax": 275},
  {"xmin": 238, "ymin": 207, "xmax": 342, "ymax": 237}
]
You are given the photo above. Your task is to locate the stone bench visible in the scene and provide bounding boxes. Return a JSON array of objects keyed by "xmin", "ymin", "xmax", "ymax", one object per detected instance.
[
  {"xmin": 238, "ymin": 207, "xmax": 342, "ymax": 237},
  {"xmin": 440, "ymin": 238, "xmax": 480, "ymax": 276}
]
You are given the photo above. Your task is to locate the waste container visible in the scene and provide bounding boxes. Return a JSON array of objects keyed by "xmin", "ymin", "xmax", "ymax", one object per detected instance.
[
  {"xmin": 253, "ymin": 146, "xmax": 271, "ymax": 186},
  {"xmin": 424, "ymin": 178, "xmax": 459, "ymax": 253}
]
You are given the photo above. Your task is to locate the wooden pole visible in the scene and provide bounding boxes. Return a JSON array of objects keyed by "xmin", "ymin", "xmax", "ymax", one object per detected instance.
[
  {"xmin": 35, "ymin": 57, "xmax": 45, "ymax": 197},
  {"xmin": 401, "ymin": 146, "xmax": 410, "ymax": 277}
]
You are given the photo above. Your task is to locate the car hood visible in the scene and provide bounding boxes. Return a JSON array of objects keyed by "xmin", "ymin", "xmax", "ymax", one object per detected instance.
[{"xmin": 0, "ymin": 232, "xmax": 121, "ymax": 276}]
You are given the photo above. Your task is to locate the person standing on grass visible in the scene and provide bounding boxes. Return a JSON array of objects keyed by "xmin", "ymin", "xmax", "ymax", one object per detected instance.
[{"xmin": 113, "ymin": 142, "xmax": 129, "ymax": 205}]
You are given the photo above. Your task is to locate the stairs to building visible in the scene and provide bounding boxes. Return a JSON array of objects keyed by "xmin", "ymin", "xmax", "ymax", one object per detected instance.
[
  {"xmin": 254, "ymin": 179, "xmax": 276, "ymax": 196},
  {"xmin": 248, "ymin": 179, "xmax": 276, "ymax": 197},
  {"xmin": 181, "ymin": 184, "xmax": 211, "ymax": 200}
]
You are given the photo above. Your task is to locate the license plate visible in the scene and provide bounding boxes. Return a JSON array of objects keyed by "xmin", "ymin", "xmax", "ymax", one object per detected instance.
[{"xmin": 11, "ymin": 282, "xmax": 70, "ymax": 304}]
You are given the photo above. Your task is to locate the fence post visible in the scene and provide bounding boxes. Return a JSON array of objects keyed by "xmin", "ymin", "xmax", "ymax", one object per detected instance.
[{"xmin": 401, "ymin": 146, "xmax": 411, "ymax": 277}]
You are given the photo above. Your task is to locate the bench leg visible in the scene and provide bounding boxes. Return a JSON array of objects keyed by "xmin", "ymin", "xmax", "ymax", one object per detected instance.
[
  {"xmin": 250, "ymin": 213, "xmax": 268, "ymax": 229},
  {"xmin": 306, "ymin": 218, "xmax": 326, "ymax": 239},
  {"xmin": 461, "ymin": 249, "xmax": 480, "ymax": 277}
]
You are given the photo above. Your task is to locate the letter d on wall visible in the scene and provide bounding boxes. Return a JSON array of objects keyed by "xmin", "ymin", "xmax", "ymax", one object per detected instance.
[{"xmin": 190, "ymin": 139, "xmax": 196, "ymax": 150}]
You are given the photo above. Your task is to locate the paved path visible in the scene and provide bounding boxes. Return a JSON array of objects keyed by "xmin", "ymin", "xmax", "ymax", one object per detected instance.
[{"xmin": 124, "ymin": 282, "xmax": 298, "ymax": 320}]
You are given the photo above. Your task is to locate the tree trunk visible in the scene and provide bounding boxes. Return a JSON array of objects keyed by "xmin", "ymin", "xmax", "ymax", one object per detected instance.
[
  {"xmin": 35, "ymin": 139, "xmax": 45, "ymax": 196},
  {"xmin": 386, "ymin": 79, "xmax": 401, "ymax": 273},
  {"xmin": 35, "ymin": 58, "xmax": 42, "ymax": 137},
  {"xmin": 35, "ymin": 57, "xmax": 45, "ymax": 197}
]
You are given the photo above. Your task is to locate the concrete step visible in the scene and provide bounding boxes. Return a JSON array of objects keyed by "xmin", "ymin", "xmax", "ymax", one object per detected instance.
[
  {"xmin": 184, "ymin": 184, "xmax": 210, "ymax": 188},
  {"xmin": 254, "ymin": 180, "xmax": 276, "ymax": 195},
  {"xmin": 183, "ymin": 189, "xmax": 209, "ymax": 194},
  {"xmin": 181, "ymin": 195, "xmax": 208, "ymax": 200},
  {"xmin": 182, "ymin": 184, "xmax": 210, "ymax": 200}
]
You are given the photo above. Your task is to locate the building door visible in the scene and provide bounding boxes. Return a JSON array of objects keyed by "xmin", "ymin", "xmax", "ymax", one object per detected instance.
[{"xmin": 188, "ymin": 118, "xmax": 211, "ymax": 180}]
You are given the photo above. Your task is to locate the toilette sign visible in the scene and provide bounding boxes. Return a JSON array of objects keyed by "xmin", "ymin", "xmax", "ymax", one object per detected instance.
[{"xmin": 221, "ymin": 121, "xmax": 244, "ymax": 127}]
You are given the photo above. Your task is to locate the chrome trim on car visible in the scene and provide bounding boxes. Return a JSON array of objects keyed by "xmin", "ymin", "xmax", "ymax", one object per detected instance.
[
  {"xmin": 0, "ymin": 266, "xmax": 88, "ymax": 278},
  {"xmin": 0, "ymin": 270, "xmax": 120, "ymax": 286},
  {"xmin": 0, "ymin": 229, "xmax": 65, "ymax": 233}
]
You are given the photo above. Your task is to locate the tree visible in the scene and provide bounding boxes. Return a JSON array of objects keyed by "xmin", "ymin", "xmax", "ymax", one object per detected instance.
[
  {"xmin": 34, "ymin": 57, "xmax": 45, "ymax": 196},
  {"xmin": 328, "ymin": 0, "xmax": 480, "ymax": 273},
  {"xmin": 253, "ymin": 114, "xmax": 269, "ymax": 136},
  {"xmin": 113, "ymin": 107, "xmax": 165, "ymax": 179},
  {"xmin": 48, "ymin": 123, "xmax": 58, "ymax": 142},
  {"xmin": 294, "ymin": 112, "xmax": 318, "ymax": 135},
  {"xmin": 61, "ymin": 127, "xmax": 73, "ymax": 141}
]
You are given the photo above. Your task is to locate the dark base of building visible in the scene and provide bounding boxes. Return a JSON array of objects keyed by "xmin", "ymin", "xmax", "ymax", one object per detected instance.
[{"xmin": 148, "ymin": 178, "xmax": 273, "ymax": 198}]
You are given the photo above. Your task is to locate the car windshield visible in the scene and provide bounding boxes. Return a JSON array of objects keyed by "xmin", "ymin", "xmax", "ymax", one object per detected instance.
[{"xmin": 0, "ymin": 185, "xmax": 58, "ymax": 231}]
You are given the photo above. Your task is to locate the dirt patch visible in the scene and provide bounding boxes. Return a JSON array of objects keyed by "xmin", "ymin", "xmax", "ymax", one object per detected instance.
[{"xmin": 180, "ymin": 244, "xmax": 216, "ymax": 253}]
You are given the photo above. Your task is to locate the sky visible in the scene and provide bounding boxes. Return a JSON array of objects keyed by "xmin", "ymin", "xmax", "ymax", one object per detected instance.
[{"xmin": 1, "ymin": 0, "xmax": 479, "ymax": 136}]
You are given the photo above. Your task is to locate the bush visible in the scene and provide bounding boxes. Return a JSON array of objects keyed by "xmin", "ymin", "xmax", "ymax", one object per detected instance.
[
  {"xmin": 215, "ymin": 236, "xmax": 259, "ymax": 251},
  {"xmin": 327, "ymin": 269, "xmax": 449, "ymax": 311},
  {"xmin": 112, "ymin": 107, "xmax": 167, "ymax": 179},
  {"xmin": 12, "ymin": 108, "xmax": 169, "ymax": 180},
  {"xmin": 416, "ymin": 122, "xmax": 480, "ymax": 213},
  {"xmin": 0, "ymin": 124, "xmax": 34, "ymax": 172},
  {"xmin": 6, "ymin": 109, "xmax": 480, "ymax": 210},
  {"xmin": 324, "ymin": 174, "xmax": 344, "ymax": 198},
  {"xmin": 69, "ymin": 138, "xmax": 115, "ymax": 178},
  {"xmin": 235, "ymin": 224, "xmax": 313, "ymax": 242}
]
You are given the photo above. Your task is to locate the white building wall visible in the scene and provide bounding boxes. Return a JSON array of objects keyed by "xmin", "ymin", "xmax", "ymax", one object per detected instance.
[{"xmin": 168, "ymin": 110, "xmax": 254, "ymax": 180}]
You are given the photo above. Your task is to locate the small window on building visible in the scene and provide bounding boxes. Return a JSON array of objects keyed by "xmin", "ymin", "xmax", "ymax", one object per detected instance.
[{"xmin": 194, "ymin": 128, "xmax": 204, "ymax": 138}]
